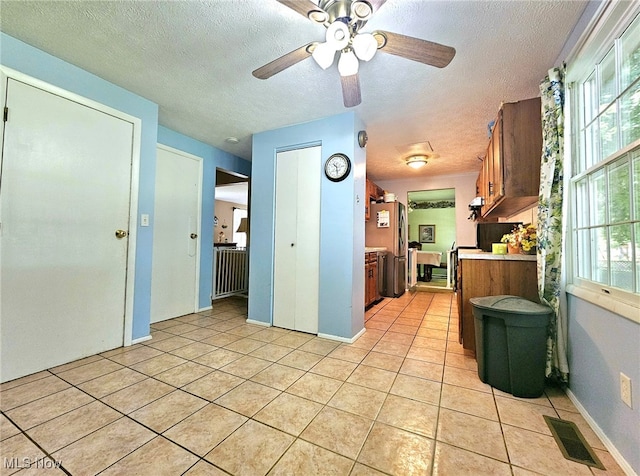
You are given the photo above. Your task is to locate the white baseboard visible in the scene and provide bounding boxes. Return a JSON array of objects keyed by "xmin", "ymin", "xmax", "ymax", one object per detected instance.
[
  {"xmin": 246, "ymin": 319, "xmax": 271, "ymax": 327},
  {"xmin": 318, "ymin": 327, "xmax": 366, "ymax": 344},
  {"xmin": 131, "ymin": 335, "xmax": 152, "ymax": 345},
  {"xmin": 198, "ymin": 305, "xmax": 212, "ymax": 312},
  {"xmin": 565, "ymin": 388, "xmax": 637, "ymax": 476}
]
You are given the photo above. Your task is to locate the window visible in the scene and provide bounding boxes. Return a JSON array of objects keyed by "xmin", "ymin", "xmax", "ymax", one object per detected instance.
[
  {"xmin": 232, "ymin": 207, "xmax": 247, "ymax": 248},
  {"xmin": 569, "ymin": 8, "xmax": 640, "ymax": 318}
]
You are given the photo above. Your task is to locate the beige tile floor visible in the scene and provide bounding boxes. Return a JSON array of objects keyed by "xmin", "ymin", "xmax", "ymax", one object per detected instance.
[{"xmin": 0, "ymin": 293, "xmax": 626, "ymax": 475}]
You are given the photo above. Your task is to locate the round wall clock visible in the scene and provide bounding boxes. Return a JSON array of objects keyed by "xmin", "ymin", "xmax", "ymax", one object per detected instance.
[{"xmin": 324, "ymin": 153, "xmax": 351, "ymax": 182}]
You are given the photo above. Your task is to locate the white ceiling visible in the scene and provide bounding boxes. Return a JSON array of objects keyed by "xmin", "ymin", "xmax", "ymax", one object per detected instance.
[
  {"xmin": 0, "ymin": 0, "xmax": 589, "ymax": 181},
  {"xmin": 215, "ymin": 182, "xmax": 249, "ymax": 206}
]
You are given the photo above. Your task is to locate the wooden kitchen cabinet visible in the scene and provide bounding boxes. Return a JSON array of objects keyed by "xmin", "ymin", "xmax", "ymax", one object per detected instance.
[
  {"xmin": 479, "ymin": 97, "xmax": 542, "ymax": 218},
  {"xmin": 365, "ymin": 179, "xmax": 384, "ymax": 221},
  {"xmin": 365, "ymin": 252, "xmax": 379, "ymax": 307},
  {"xmin": 457, "ymin": 254, "xmax": 539, "ymax": 353}
]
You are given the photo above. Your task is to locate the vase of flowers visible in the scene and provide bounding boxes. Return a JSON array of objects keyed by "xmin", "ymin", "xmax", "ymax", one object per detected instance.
[
  {"xmin": 500, "ymin": 224, "xmax": 537, "ymax": 254},
  {"xmin": 501, "ymin": 228, "xmax": 520, "ymax": 253},
  {"xmin": 519, "ymin": 224, "xmax": 537, "ymax": 254}
]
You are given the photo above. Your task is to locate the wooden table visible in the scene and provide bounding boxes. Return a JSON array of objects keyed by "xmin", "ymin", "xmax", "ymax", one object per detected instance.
[{"xmin": 416, "ymin": 251, "xmax": 442, "ymax": 281}]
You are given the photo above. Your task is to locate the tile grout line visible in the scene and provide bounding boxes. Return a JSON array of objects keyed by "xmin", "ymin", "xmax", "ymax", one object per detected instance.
[
  {"xmin": 1, "ymin": 306, "xmax": 250, "ymax": 475},
  {"xmin": 4, "ymin": 294, "xmax": 575, "ymax": 475},
  {"xmin": 1, "ymin": 407, "xmax": 74, "ymax": 475}
]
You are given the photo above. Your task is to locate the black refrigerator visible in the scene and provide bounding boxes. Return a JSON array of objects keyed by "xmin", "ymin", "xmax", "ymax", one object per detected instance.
[{"xmin": 366, "ymin": 202, "xmax": 407, "ymax": 297}]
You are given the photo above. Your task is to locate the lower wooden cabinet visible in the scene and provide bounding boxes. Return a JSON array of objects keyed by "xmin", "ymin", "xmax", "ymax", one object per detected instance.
[
  {"xmin": 457, "ymin": 256, "xmax": 539, "ymax": 353},
  {"xmin": 365, "ymin": 252, "xmax": 379, "ymax": 308}
]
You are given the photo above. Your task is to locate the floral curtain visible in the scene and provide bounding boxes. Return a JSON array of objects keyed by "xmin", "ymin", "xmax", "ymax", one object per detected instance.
[{"xmin": 537, "ymin": 66, "xmax": 569, "ymax": 384}]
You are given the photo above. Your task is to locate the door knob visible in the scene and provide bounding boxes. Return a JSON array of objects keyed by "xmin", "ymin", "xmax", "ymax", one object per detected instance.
[
  {"xmin": 115, "ymin": 229, "xmax": 128, "ymax": 239},
  {"xmin": 190, "ymin": 233, "xmax": 198, "ymax": 239}
]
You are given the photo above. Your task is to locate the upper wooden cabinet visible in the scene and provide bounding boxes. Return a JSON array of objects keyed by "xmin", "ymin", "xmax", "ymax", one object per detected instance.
[
  {"xmin": 365, "ymin": 179, "xmax": 384, "ymax": 221},
  {"xmin": 479, "ymin": 97, "xmax": 542, "ymax": 218}
]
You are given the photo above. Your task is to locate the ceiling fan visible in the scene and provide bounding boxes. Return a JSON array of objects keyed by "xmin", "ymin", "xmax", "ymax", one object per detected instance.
[{"xmin": 252, "ymin": 0, "xmax": 456, "ymax": 107}]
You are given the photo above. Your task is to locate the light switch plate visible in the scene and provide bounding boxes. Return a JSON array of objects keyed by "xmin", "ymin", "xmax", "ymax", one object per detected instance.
[
  {"xmin": 620, "ymin": 372, "xmax": 632, "ymax": 408},
  {"xmin": 141, "ymin": 214, "xmax": 150, "ymax": 227}
]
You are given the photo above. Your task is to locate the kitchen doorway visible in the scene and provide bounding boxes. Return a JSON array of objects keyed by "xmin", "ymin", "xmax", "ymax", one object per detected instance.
[{"xmin": 407, "ymin": 188, "xmax": 456, "ymax": 291}]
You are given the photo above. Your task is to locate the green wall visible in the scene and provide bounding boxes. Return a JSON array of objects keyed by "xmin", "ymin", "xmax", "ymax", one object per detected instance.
[{"xmin": 408, "ymin": 208, "xmax": 456, "ymax": 262}]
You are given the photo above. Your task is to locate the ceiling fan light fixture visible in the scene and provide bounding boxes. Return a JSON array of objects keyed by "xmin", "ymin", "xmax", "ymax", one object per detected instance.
[
  {"xmin": 352, "ymin": 33, "xmax": 377, "ymax": 61},
  {"xmin": 312, "ymin": 41, "xmax": 336, "ymax": 69},
  {"xmin": 372, "ymin": 31, "xmax": 387, "ymax": 49},
  {"xmin": 307, "ymin": 9, "xmax": 329, "ymax": 24},
  {"xmin": 326, "ymin": 20, "xmax": 350, "ymax": 50},
  {"xmin": 406, "ymin": 155, "xmax": 428, "ymax": 169},
  {"xmin": 338, "ymin": 49, "xmax": 359, "ymax": 76},
  {"xmin": 351, "ymin": 1, "xmax": 373, "ymax": 21}
]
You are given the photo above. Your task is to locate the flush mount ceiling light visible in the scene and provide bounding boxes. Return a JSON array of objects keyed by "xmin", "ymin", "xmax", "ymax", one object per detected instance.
[
  {"xmin": 253, "ymin": 0, "xmax": 456, "ymax": 108},
  {"xmin": 406, "ymin": 155, "xmax": 429, "ymax": 169},
  {"xmin": 225, "ymin": 137, "xmax": 240, "ymax": 144}
]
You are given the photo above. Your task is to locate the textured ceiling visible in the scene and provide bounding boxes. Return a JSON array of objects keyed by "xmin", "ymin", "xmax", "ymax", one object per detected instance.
[{"xmin": 0, "ymin": 0, "xmax": 588, "ymax": 181}]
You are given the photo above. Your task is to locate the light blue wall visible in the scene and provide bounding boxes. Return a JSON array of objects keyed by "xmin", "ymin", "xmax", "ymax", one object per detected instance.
[
  {"xmin": 0, "ymin": 34, "xmax": 251, "ymax": 339},
  {"xmin": 157, "ymin": 126, "xmax": 250, "ymax": 310},
  {"xmin": 1, "ymin": 33, "xmax": 158, "ymax": 340},
  {"xmin": 248, "ymin": 112, "xmax": 365, "ymax": 339},
  {"xmin": 567, "ymin": 296, "xmax": 640, "ymax": 473}
]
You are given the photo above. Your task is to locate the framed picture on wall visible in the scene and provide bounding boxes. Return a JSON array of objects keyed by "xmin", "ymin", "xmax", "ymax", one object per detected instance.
[{"xmin": 419, "ymin": 224, "xmax": 436, "ymax": 243}]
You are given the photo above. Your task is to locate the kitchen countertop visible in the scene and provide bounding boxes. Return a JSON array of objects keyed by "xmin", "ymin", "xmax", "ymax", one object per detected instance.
[
  {"xmin": 458, "ymin": 251, "xmax": 536, "ymax": 261},
  {"xmin": 365, "ymin": 247, "xmax": 387, "ymax": 253}
]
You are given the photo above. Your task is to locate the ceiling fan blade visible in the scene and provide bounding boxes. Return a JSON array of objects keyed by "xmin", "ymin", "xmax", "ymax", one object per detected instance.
[
  {"xmin": 277, "ymin": 0, "xmax": 328, "ymax": 20},
  {"xmin": 341, "ymin": 74, "xmax": 362, "ymax": 108},
  {"xmin": 252, "ymin": 43, "xmax": 315, "ymax": 79},
  {"xmin": 375, "ymin": 30, "xmax": 455, "ymax": 68}
]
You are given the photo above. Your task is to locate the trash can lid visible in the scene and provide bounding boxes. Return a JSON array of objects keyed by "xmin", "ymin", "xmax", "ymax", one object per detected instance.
[{"xmin": 469, "ymin": 295, "xmax": 552, "ymax": 315}]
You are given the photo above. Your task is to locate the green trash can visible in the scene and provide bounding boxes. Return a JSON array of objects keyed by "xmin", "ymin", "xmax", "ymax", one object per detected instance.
[{"xmin": 470, "ymin": 295, "xmax": 552, "ymax": 398}]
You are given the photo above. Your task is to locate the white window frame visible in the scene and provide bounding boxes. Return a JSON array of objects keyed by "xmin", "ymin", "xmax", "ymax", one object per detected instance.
[{"xmin": 565, "ymin": 1, "xmax": 640, "ymax": 323}]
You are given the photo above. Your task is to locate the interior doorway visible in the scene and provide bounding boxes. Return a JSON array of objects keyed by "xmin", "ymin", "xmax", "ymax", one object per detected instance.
[
  {"xmin": 213, "ymin": 169, "xmax": 249, "ymax": 299},
  {"xmin": 407, "ymin": 188, "xmax": 456, "ymax": 291}
]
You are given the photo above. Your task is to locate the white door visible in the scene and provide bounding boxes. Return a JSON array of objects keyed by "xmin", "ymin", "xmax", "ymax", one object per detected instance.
[
  {"xmin": 273, "ymin": 146, "xmax": 321, "ymax": 334},
  {"xmin": 150, "ymin": 146, "xmax": 202, "ymax": 323},
  {"xmin": 0, "ymin": 78, "xmax": 133, "ymax": 382}
]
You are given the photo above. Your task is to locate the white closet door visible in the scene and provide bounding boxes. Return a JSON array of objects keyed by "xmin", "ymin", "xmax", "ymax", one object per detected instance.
[
  {"xmin": 150, "ymin": 146, "xmax": 202, "ymax": 323},
  {"xmin": 1, "ymin": 78, "xmax": 133, "ymax": 382},
  {"xmin": 273, "ymin": 151, "xmax": 299, "ymax": 331},
  {"xmin": 273, "ymin": 146, "xmax": 321, "ymax": 334}
]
